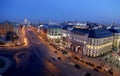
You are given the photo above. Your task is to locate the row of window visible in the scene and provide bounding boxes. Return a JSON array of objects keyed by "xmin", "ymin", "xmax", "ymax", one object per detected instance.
[
  {"xmin": 88, "ymin": 37, "xmax": 113, "ymax": 46},
  {"xmin": 50, "ymin": 33, "xmax": 61, "ymax": 36},
  {"xmin": 86, "ymin": 46, "xmax": 111, "ymax": 56}
]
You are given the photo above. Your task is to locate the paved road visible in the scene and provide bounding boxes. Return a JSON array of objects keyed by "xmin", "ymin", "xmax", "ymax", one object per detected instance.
[
  {"xmin": 0, "ymin": 28, "xmax": 106, "ymax": 76},
  {"xmin": 1, "ymin": 29, "xmax": 61, "ymax": 76},
  {"xmin": 31, "ymin": 29, "xmax": 106, "ymax": 76}
]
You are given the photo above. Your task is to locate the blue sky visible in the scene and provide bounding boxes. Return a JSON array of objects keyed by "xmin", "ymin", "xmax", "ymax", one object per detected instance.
[{"xmin": 0, "ymin": 0, "xmax": 120, "ymax": 24}]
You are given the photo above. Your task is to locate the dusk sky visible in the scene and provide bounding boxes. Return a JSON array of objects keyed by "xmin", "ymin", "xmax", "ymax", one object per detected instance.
[{"xmin": 0, "ymin": 0, "xmax": 120, "ymax": 24}]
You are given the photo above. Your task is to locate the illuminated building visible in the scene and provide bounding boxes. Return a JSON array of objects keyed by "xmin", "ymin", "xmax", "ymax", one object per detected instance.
[
  {"xmin": 87, "ymin": 28, "xmax": 113, "ymax": 57},
  {"xmin": 47, "ymin": 25, "xmax": 62, "ymax": 42},
  {"xmin": 0, "ymin": 21, "xmax": 14, "ymax": 35},
  {"xmin": 109, "ymin": 27, "xmax": 120, "ymax": 51},
  {"xmin": 67, "ymin": 26, "xmax": 113, "ymax": 57},
  {"xmin": 23, "ymin": 18, "xmax": 31, "ymax": 27},
  {"xmin": 69, "ymin": 28, "xmax": 89, "ymax": 55},
  {"xmin": 61, "ymin": 25, "xmax": 74, "ymax": 45},
  {"xmin": 0, "ymin": 21, "xmax": 21, "ymax": 36},
  {"xmin": 38, "ymin": 25, "xmax": 48, "ymax": 39}
]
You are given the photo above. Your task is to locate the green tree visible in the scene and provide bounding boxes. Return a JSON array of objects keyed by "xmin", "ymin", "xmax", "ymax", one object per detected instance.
[{"xmin": 6, "ymin": 31, "xmax": 19, "ymax": 42}]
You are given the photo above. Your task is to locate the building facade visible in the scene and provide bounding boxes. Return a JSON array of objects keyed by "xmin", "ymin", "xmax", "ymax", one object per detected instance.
[
  {"xmin": 69, "ymin": 28, "xmax": 88, "ymax": 55},
  {"xmin": 0, "ymin": 21, "xmax": 14, "ymax": 35},
  {"xmin": 61, "ymin": 25, "xmax": 74, "ymax": 45},
  {"xmin": 63, "ymin": 26, "xmax": 114, "ymax": 57},
  {"xmin": 86, "ymin": 29, "xmax": 113, "ymax": 57},
  {"xmin": 109, "ymin": 28, "xmax": 120, "ymax": 51},
  {"xmin": 47, "ymin": 25, "xmax": 62, "ymax": 42},
  {"xmin": 38, "ymin": 25, "xmax": 48, "ymax": 39}
]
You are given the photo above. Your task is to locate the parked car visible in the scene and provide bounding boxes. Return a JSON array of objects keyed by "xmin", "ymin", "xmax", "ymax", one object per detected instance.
[
  {"xmin": 52, "ymin": 57, "xmax": 57, "ymax": 61},
  {"xmin": 58, "ymin": 57, "xmax": 62, "ymax": 60},
  {"xmin": 93, "ymin": 68, "xmax": 99, "ymax": 72},
  {"xmin": 96, "ymin": 66, "xmax": 102, "ymax": 69},
  {"xmin": 84, "ymin": 72, "xmax": 91, "ymax": 76},
  {"xmin": 74, "ymin": 56, "xmax": 79, "ymax": 61},
  {"xmin": 62, "ymin": 51, "xmax": 68, "ymax": 54},
  {"xmin": 54, "ymin": 51, "xmax": 58, "ymax": 53},
  {"xmin": 104, "ymin": 68, "xmax": 110, "ymax": 72},
  {"xmin": 80, "ymin": 59, "xmax": 85, "ymax": 63},
  {"xmin": 68, "ymin": 56, "xmax": 72, "ymax": 59},
  {"xmin": 108, "ymin": 69, "xmax": 113, "ymax": 75},
  {"xmin": 74, "ymin": 64, "xmax": 81, "ymax": 69},
  {"xmin": 85, "ymin": 61, "xmax": 94, "ymax": 67},
  {"xmin": 104, "ymin": 68, "xmax": 113, "ymax": 75}
]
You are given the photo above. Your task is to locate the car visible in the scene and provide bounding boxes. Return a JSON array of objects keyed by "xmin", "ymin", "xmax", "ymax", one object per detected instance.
[
  {"xmin": 10, "ymin": 44, "xmax": 15, "ymax": 47},
  {"xmin": 54, "ymin": 51, "xmax": 58, "ymax": 53},
  {"xmin": 85, "ymin": 62, "xmax": 94, "ymax": 67},
  {"xmin": 96, "ymin": 66, "xmax": 102, "ymax": 69},
  {"xmin": 80, "ymin": 59, "xmax": 84, "ymax": 63},
  {"xmin": 15, "ymin": 43, "xmax": 23, "ymax": 46},
  {"xmin": 58, "ymin": 57, "xmax": 62, "ymax": 60},
  {"xmin": 108, "ymin": 69, "xmax": 113, "ymax": 75},
  {"xmin": 62, "ymin": 50, "xmax": 68, "ymax": 54},
  {"xmin": 68, "ymin": 62, "xmax": 75, "ymax": 66},
  {"xmin": 68, "ymin": 56, "xmax": 72, "ymax": 59},
  {"xmin": 104, "ymin": 68, "xmax": 109, "ymax": 72},
  {"xmin": 74, "ymin": 56, "xmax": 79, "ymax": 61},
  {"xmin": 57, "ymin": 48, "xmax": 60, "ymax": 50},
  {"xmin": 52, "ymin": 57, "xmax": 57, "ymax": 61},
  {"xmin": 74, "ymin": 64, "xmax": 81, "ymax": 69},
  {"xmin": 104, "ymin": 68, "xmax": 113, "ymax": 75},
  {"xmin": 84, "ymin": 72, "xmax": 91, "ymax": 76},
  {"xmin": 93, "ymin": 68, "xmax": 99, "ymax": 72}
]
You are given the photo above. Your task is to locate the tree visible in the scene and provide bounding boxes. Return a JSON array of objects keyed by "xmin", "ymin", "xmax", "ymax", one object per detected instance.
[{"xmin": 6, "ymin": 31, "xmax": 19, "ymax": 42}]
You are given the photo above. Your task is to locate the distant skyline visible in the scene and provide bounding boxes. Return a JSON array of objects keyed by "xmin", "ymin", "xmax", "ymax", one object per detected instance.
[{"xmin": 0, "ymin": 0, "xmax": 120, "ymax": 24}]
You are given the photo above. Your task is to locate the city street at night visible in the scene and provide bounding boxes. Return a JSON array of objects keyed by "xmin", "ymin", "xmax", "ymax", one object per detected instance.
[{"xmin": 1, "ymin": 0, "xmax": 120, "ymax": 76}]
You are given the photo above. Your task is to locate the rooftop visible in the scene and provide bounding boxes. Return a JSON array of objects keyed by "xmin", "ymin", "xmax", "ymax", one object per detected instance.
[
  {"xmin": 88, "ymin": 28, "xmax": 113, "ymax": 38},
  {"xmin": 62, "ymin": 25, "xmax": 74, "ymax": 30},
  {"xmin": 71, "ymin": 28, "xmax": 113, "ymax": 38},
  {"xmin": 109, "ymin": 29, "xmax": 120, "ymax": 33},
  {"xmin": 48, "ymin": 25, "xmax": 61, "ymax": 29},
  {"xmin": 71, "ymin": 28, "xmax": 89, "ymax": 35}
]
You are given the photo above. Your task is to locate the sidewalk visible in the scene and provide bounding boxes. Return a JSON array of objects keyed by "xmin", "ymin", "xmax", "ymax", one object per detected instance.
[{"xmin": 68, "ymin": 50, "xmax": 120, "ymax": 76}]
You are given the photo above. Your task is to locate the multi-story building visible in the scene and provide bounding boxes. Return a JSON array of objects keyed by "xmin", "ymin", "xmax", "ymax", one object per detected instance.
[
  {"xmin": 0, "ymin": 21, "xmax": 22, "ymax": 36},
  {"xmin": 86, "ymin": 28, "xmax": 113, "ymax": 57},
  {"xmin": 61, "ymin": 25, "xmax": 74, "ymax": 45},
  {"xmin": 0, "ymin": 21, "xmax": 14, "ymax": 35},
  {"xmin": 109, "ymin": 27, "xmax": 120, "ymax": 51},
  {"xmin": 69, "ymin": 28, "xmax": 89, "ymax": 55},
  {"xmin": 0, "ymin": 21, "xmax": 23, "ymax": 46},
  {"xmin": 47, "ymin": 25, "xmax": 62, "ymax": 42},
  {"xmin": 65, "ymin": 26, "xmax": 113, "ymax": 57},
  {"xmin": 38, "ymin": 25, "xmax": 48, "ymax": 39}
]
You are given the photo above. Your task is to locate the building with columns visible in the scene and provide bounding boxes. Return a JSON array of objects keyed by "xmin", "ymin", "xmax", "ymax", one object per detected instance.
[
  {"xmin": 69, "ymin": 28, "xmax": 89, "ymax": 55},
  {"xmin": 86, "ymin": 28, "xmax": 113, "ymax": 57},
  {"xmin": 65, "ymin": 26, "xmax": 113, "ymax": 57}
]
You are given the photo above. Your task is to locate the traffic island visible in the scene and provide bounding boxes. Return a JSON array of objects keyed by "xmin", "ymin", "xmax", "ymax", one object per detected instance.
[{"xmin": 0, "ymin": 56, "xmax": 13, "ymax": 75}]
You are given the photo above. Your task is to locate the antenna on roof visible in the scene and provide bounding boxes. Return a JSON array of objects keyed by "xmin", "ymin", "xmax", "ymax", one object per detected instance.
[{"xmin": 111, "ymin": 21, "xmax": 115, "ymax": 27}]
